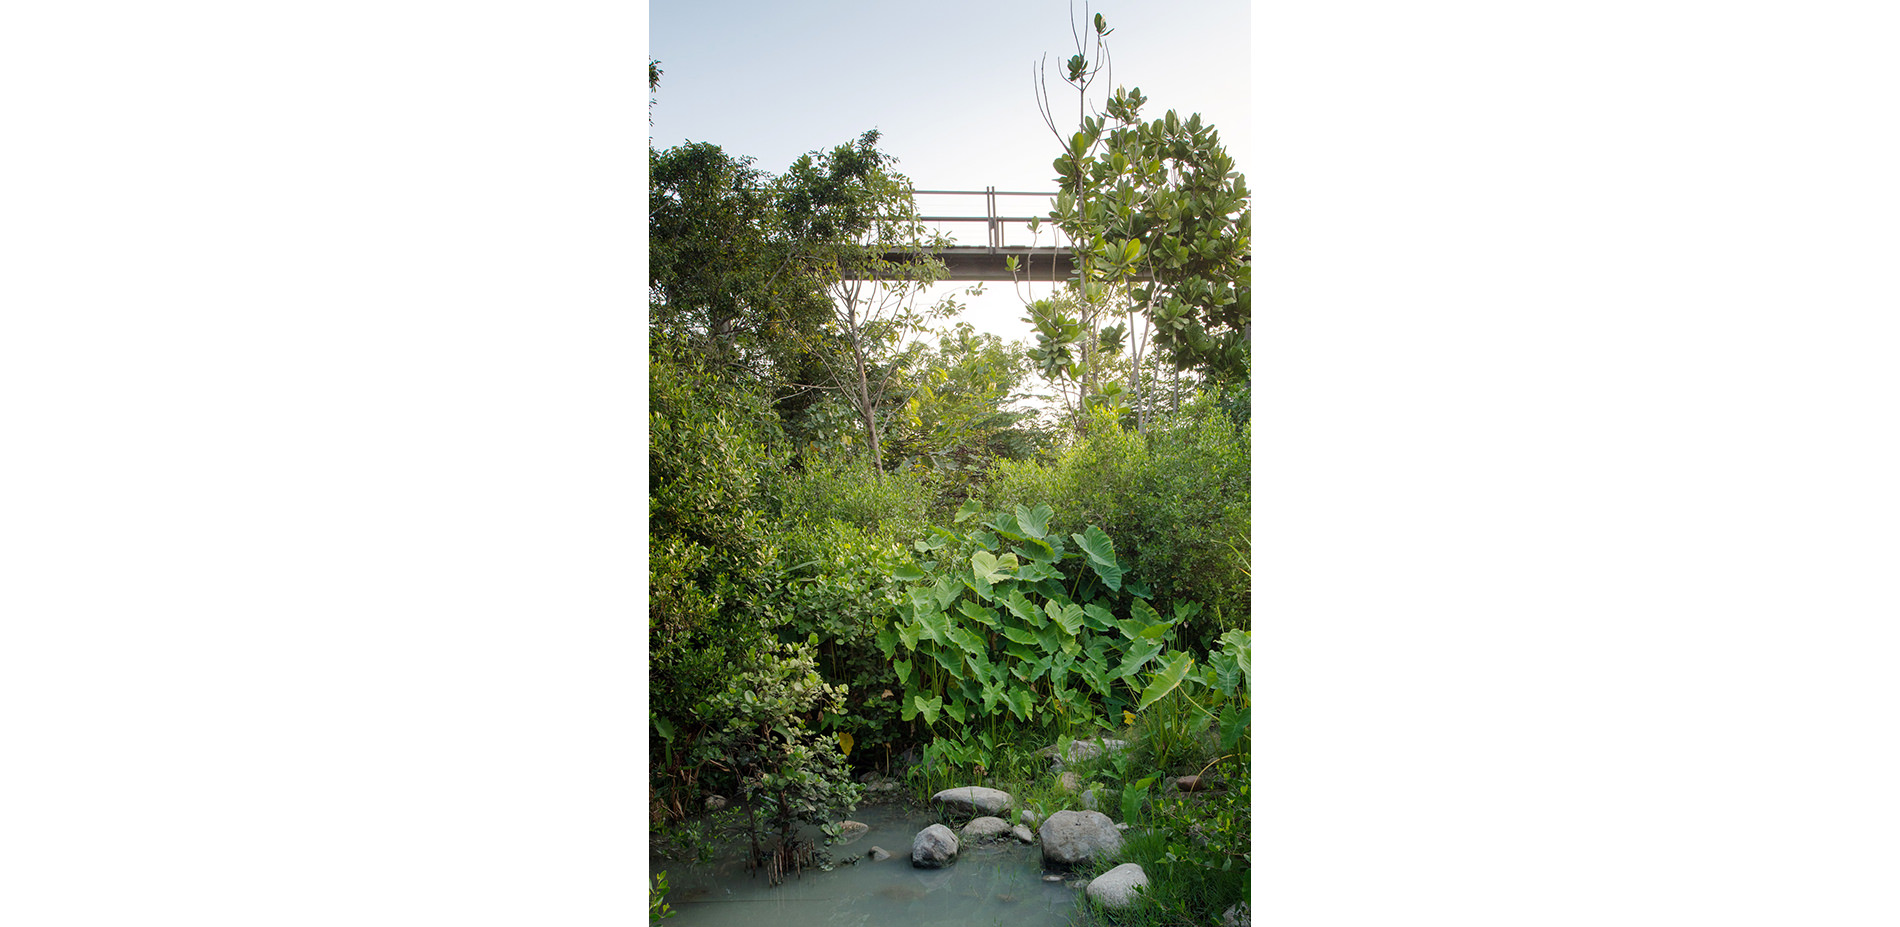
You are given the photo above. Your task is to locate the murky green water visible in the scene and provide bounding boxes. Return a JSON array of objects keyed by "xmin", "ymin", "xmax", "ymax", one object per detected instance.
[{"xmin": 654, "ymin": 803, "xmax": 1082, "ymax": 927}]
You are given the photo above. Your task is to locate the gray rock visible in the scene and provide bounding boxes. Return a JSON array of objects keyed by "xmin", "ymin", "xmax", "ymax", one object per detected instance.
[
  {"xmin": 1079, "ymin": 787, "xmax": 1100, "ymax": 811},
  {"xmin": 1058, "ymin": 770, "xmax": 1082, "ymax": 793},
  {"xmin": 1038, "ymin": 738, "xmax": 1129, "ymax": 769},
  {"xmin": 836, "ymin": 820, "xmax": 869, "ymax": 843},
  {"xmin": 911, "ymin": 823, "xmax": 958, "ymax": 868},
  {"xmin": 1012, "ymin": 825, "xmax": 1035, "ymax": 843},
  {"xmin": 1174, "ymin": 774, "xmax": 1225, "ymax": 792},
  {"xmin": 867, "ymin": 846, "xmax": 891, "ymax": 861},
  {"xmin": 1039, "ymin": 809, "xmax": 1123, "ymax": 869},
  {"xmin": 930, "ymin": 786, "xmax": 1012, "ymax": 818},
  {"xmin": 1086, "ymin": 862, "xmax": 1150, "ymax": 908},
  {"xmin": 703, "ymin": 794, "xmax": 727, "ymax": 811},
  {"xmin": 1042, "ymin": 873, "xmax": 1064, "ymax": 883},
  {"xmin": 1223, "ymin": 902, "xmax": 1252, "ymax": 927},
  {"xmin": 1019, "ymin": 808, "xmax": 1041, "ymax": 828},
  {"xmin": 961, "ymin": 816, "xmax": 1014, "ymax": 842}
]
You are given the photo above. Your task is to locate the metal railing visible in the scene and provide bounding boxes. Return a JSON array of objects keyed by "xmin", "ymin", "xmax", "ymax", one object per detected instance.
[{"xmin": 911, "ymin": 188, "xmax": 1069, "ymax": 251}]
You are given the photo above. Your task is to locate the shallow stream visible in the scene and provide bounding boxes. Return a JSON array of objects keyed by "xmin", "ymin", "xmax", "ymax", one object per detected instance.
[{"xmin": 653, "ymin": 801, "xmax": 1083, "ymax": 927}]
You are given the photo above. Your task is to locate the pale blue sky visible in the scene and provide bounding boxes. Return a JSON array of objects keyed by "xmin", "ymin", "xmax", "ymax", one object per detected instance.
[{"xmin": 649, "ymin": 0, "xmax": 1253, "ymax": 345}]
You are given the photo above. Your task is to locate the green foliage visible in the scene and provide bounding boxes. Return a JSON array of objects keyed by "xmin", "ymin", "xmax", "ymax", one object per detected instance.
[
  {"xmin": 648, "ymin": 870, "xmax": 675, "ymax": 925},
  {"xmin": 693, "ymin": 640, "xmax": 863, "ymax": 886},
  {"xmin": 648, "ymin": 347, "xmax": 789, "ymax": 817},
  {"xmin": 982, "ymin": 409, "xmax": 1249, "ymax": 641}
]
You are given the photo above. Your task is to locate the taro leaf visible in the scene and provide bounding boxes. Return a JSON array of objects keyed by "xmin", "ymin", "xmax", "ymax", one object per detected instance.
[
  {"xmin": 1124, "ymin": 577, "xmax": 1152, "ymax": 599},
  {"xmin": 1172, "ymin": 600, "xmax": 1203, "ymax": 624},
  {"xmin": 947, "ymin": 624, "xmax": 987, "ymax": 657},
  {"xmin": 894, "ymin": 658, "xmax": 913, "ymax": 687},
  {"xmin": 1131, "ymin": 599, "xmax": 1162, "ymax": 627},
  {"xmin": 1024, "ymin": 654, "xmax": 1053, "ymax": 683},
  {"xmin": 971, "ymin": 549, "xmax": 1010, "ymax": 584},
  {"xmin": 1122, "ymin": 775, "xmax": 1156, "ymax": 827},
  {"xmin": 932, "ymin": 576, "xmax": 962, "ymax": 611},
  {"xmin": 875, "ymin": 625, "xmax": 898, "ymax": 659},
  {"xmin": 1072, "ymin": 525, "xmax": 1123, "ymax": 591},
  {"xmin": 1138, "ymin": 621, "xmax": 1173, "ymax": 641},
  {"xmin": 1113, "ymin": 637, "xmax": 1165, "ymax": 680},
  {"xmin": 971, "ymin": 529, "xmax": 1000, "ymax": 551},
  {"xmin": 1015, "ymin": 503, "xmax": 1054, "ymax": 540},
  {"xmin": 1046, "ymin": 599, "xmax": 1084, "ymax": 637},
  {"xmin": 1012, "ymin": 558, "xmax": 1061, "ymax": 583},
  {"xmin": 1219, "ymin": 703, "xmax": 1248, "ymax": 752},
  {"xmin": 1003, "ymin": 639, "xmax": 1037, "ymax": 664},
  {"xmin": 1137, "ymin": 650, "xmax": 1196, "ymax": 711},
  {"xmin": 916, "ymin": 606, "xmax": 951, "ymax": 645},
  {"xmin": 983, "ymin": 511, "xmax": 1025, "ymax": 542},
  {"xmin": 1013, "ymin": 536, "xmax": 1058, "ymax": 564},
  {"xmin": 1219, "ymin": 629, "xmax": 1252, "ymax": 691},
  {"xmin": 1006, "ymin": 685, "xmax": 1035, "ymax": 721},
  {"xmin": 1114, "ymin": 617, "xmax": 1147, "ymax": 641},
  {"xmin": 1001, "ymin": 587, "xmax": 1040, "ymax": 625},
  {"xmin": 958, "ymin": 600, "xmax": 1000, "ymax": 630},
  {"xmin": 1210, "ymin": 650, "xmax": 1242, "ymax": 696},
  {"xmin": 1001, "ymin": 623, "xmax": 1040, "ymax": 647},
  {"xmin": 966, "ymin": 649, "xmax": 995, "ymax": 685},
  {"xmin": 980, "ymin": 680, "xmax": 1003, "ymax": 714},
  {"xmin": 1032, "ymin": 578, "xmax": 1067, "ymax": 602},
  {"xmin": 1077, "ymin": 654, "xmax": 1112, "ymax": 696},
  {"xmin": 896, "ymin": 619, "xmax": 922, "ymax": 652},
  {"xmin": 1082, "ymin": 603, "xmax": 1118, "ymax": 633},
  {"xmin": 967, "ymin": 569, "xmax": 994, "ymax": 601},
  {"xmin": 1036, "ymin": 622, "xmax": 1061, "ymax": 655},
  {"xmin": 913, "ymin": 693, "xmax": 943, "ymax": 725},
  {"xmin": 927, "ymin": 642, "xmax": 963, "ymax": 674},
  {"xmin": 1049, "ymin": 649, "xmax": 1075, "ymax": 690},
  {"xmin": 943, "ymin": 698, "xmax": 967, "ymax": 725},
  {"xmin": 954, "ymin": 498, "xmax": 981, "ymax": 524},
  {"xmin": 891, "ymin": 562, "xmax": 928, "ymax": 582}
]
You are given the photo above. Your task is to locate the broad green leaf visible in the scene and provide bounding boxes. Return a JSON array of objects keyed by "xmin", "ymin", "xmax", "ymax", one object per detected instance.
[
  {"xmin": 958, "ymin": 600, "xmax": 1000, "ymax": 629},
  {"xmin": 1000, "ymin": 587, "xmax": 1040, "ymax": 625},
  {"xmin": 1015, "ymin": 503, "xmax": 1053, "ymax": 540},
  {"xmin": 927, "ymin": 642, "xmax": 963, "ymax": 674},
  {"xmin": 947, "ymin": 624, "xmax": 987, "ymax": 657},
  {"xmin": 943, "ymin": 698, "xmax": 967, "ymax": 724},
  {"xmin": 1138, "ymin": 621, "xmax": 1173, "ymax": 641},
  {"xmin": 1036, "ymin": 622, "xmax": 1062, "ymax": 655},
  {"xmin": 1003, "ymin": 640, "xmax": 1037, "ymax": 664},
  {"xmin": 1218, "ymin": 629, "xmax": 1252, "ymax": 691},
  {"xmin": 1082, "ymin": 604, "xmax": 1118, "ymax": 633},
  {"xmin": 971, "ymin": 530, "xmax": 1000, "ymax": 551},
  {"xmin": 913, "ymin": 693, "xmax": 943, "ymax": 725},
  {"xmin": 979, "ymin": 680, "xmax": 1003, "ymax": 714},
  {"xmin": 932, "ymin": 576, "xmax": 962, "ymax": 612},
  {"xmin": 1046, "ymin": 599, "xmax": 1084, "ymax": 637},
  {"xmin": 1013, "ymin": 537, "xmax": 1058, "ymax": 563},
  {"xmin": 1001, "ymin": 623, "xmax": 1040, "ymax": 647},
  {"xmin": 894, "ymin": 659, "xmax": 912, "ymax": 687},
  {"xmin": 1006, "ymin": 685, "xmax": 1035, "ymax": 721},
  {"xmin": 1219, "ymin": 703, "xmax": 1249, "ymax": 752},
  {"xmin": 1012, "ymin": 558, "xmax": 1061, "ymax": 583},
  {"xmin": 897, "ymin": 619, "xmax": 922, "ymax": 652},
  {"xmin": 1077, "ymin": 656, "xmax": 1112, "ymax": 696},
  {"xmin": 982, "ymin": 512, "xmax": 1025, "ymax": 542},
  {"xmin": 1172, "ymin": 600, "xmax": 1203, "ymax": 624},
  {"xmin": 971, "ymin": 549, "xmax": 1006, "ymax": 583},
  {"xmin": 1131, "ymin": 599, "xmax": 1162, "ymax": 626},
  {"xmin": 1113, "ymin": 637, "xmax": 1165, "ymax": 680},
  {"xmin": 1137, "ymin": 650, "xmax": 1196, "ymax": 711},
  {"xmin": 1071, "ymin": 525, "xmax": 1123, "ymax": 591},
  {"xmin": 954, "ymin": 498, "xmax": 981, "ymax": 523},
  {"xmin": 891, "ymin": 562, "xmax": 927, "ymax": 582},
  {"xmin": 874, "ymin": 625, "xmax": 898, "ymax": 658},
  {"xmin": 916, "ymin": 606, "xmax": 951, "ymax": 645}
]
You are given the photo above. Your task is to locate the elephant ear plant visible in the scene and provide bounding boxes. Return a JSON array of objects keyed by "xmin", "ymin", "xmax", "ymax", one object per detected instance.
[
  {"xmin": 878, "ymin": 501, "xmax": 1217, "ymax": 785},
  {"xmin": 693, "ymin": 639, "xmax": 863, "ymax": 886}
]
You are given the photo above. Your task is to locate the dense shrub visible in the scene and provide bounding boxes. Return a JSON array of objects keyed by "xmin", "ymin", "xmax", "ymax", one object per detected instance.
[
  {"xmin": 648, "ymin": 347, "xmax": 789, "ymax": 815},
  {"xmin": 980, "ymin": 406, "xmax": 1249, "ymax": 647}
]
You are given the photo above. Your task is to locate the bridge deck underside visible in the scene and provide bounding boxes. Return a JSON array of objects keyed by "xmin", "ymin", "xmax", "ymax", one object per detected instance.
[{"xmin": 867, "ymin": 247, "xmax": 1154, "ymax": 283}]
